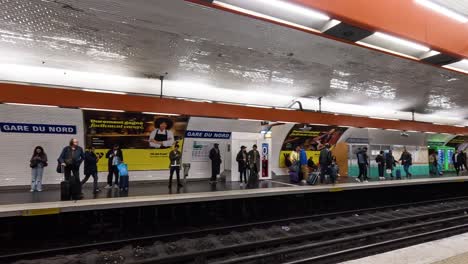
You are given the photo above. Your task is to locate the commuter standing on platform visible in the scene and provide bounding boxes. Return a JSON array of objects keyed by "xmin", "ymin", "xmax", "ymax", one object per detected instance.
[
  {"xmin": 356, "ymin": 147, "xmax": 369, "ymax": 183},
  {"xmin": 299, "ymin": 145, "xmax": 308, "ymax": 181},
  {"xmin": 248, "ymin": 144, "xmax": 261, "ymax": 187},
  {"xmin": 318, "ymin": 143, "xmax": 332, "ymax": 184},
  {"xmin": 168, "ymin": 144, "xmax": 183, "ymax": 188},
  {"xmin": 461, "ymin": 150, "xmax": 468, "ymax": 173},
  {"xmin": 236, "ymin": 146, "xmax": 248, "ymax": 186},
  {"xmin": 105, "ymin": 144, "xmax": 124, "ymax": 189},
  {"xmin": 81, "ymin": 146, "xmax": 101, "ymax": 193},
  {"xmin": 30, "ymin": 146, "xmax": 48, "ymax": 192},
  {"xmin": 399, "ymin": 148, "xmax": 413, "ymax": 178},
  {"xmin": 376, "ymin": 151, "xmax": 385, "ymax": 180},
  {"xmin": 385, "ymin": 150, "xmax": 397, "ymax": 179},
  {"xmin": 209, "ymin": 143, "xmax": 222, "ymax": 184},
  {"xmin": 289, "ymin": 145, "xmax": 300, "ymax": 173},
  {"xmin": 58, "ymin": 138, "xmax": 85, "ymax": 200},
  {"xmin": 429, "ymin": 152, "xmax": 440, "ymax": 176},
  {"xmin": 452, "ymin": 150, "xmax": 463, "ymax": 176}
]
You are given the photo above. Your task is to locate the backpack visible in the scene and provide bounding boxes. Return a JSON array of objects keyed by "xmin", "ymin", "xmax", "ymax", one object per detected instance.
[{"xmin": 117, "ymin": 163, "xmax": 128, "ymax": 177}]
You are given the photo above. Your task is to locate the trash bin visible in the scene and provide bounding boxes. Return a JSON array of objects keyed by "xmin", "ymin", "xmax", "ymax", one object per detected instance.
[{"xmin": 183, "ymin": 163, "xmax": 191, "ymax": 184}]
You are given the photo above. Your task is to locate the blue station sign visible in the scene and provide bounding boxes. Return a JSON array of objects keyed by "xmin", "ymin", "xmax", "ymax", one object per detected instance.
[{"xmin": 0, "ymin": 122, "xmax": 77, "ymax": 134}]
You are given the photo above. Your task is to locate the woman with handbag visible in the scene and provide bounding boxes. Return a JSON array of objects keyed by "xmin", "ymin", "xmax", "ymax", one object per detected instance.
[{"xmin": 30, "ymin": 146, "xmax": 48, "ymax": 192}]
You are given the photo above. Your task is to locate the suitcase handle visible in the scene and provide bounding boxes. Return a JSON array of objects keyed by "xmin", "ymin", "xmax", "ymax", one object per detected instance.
[{"xmin": 61, "ymin": 164, "xmax": 66, "ymax": 181}]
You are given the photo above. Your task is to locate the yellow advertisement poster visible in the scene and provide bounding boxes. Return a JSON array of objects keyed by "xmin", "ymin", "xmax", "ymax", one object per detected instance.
[
  {"xmin": 280, "ymin": 124, "xmax": 347, "ymax": 168},
  {"xmin": 83, "ymin": 111, "xmax": 188, "ymax": 171}
]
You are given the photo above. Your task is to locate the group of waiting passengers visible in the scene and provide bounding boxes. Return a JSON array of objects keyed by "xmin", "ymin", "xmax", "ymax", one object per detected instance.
[
  {"xmin": 28, "ymin": 138, "xmax": 183, "ymax": 199},
  {"xmin": 284, "ymin": 145, "xmax": 452, "ymax": 185}
]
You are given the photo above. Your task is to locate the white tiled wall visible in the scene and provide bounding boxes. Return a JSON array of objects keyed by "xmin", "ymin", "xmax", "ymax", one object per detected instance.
[{"xmin": 0, "ymin": 104, "xmax": 85, "ymax": 186}]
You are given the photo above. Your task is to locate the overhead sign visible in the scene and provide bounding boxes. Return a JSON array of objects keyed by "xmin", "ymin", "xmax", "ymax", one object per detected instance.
[
  {"xmin": 0, "ymin": 122, "xmax": 77, "ymax": 134},
  {"xmin": 185, "ymin": 130, "xmax": 231, "ymax": 139}
]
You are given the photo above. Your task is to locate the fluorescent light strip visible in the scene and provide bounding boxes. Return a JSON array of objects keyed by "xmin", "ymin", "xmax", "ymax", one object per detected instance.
[
  {"xmin": 83, "ymin": 89, "xmax": 127, "ymax": 95},
  {"xmin": 142, "ymin": 112, "xmax": 180, "ymax": 116},
  {"xmin": 238, "ymin": 118, "xmax": 264, "ymax": 122},
  {"xmin": 370, "ymin": 116, "xmax": 399, "ymax": 121},
  {"xmin": 368, "ymin": 127, "xmax": 380, "ymax": 130},
  {"xmin": 310, "ymin": 123, "xmax": 327, "ymax": 126},
  {"xmin": 277, "ymin": 120, "xmax": 297, "ymax": 124},
  {"xmin": 4, "ymin": 102, "xmax": 58, "ymax": 108},
  {"xmin": 373, "ymin": 32, "xmax": 430, "ymax": 52},
  {"xmin": 219, "ymin": 102, "xmax": 243, "ymax": 106},
  {"xmin": 454, "ymin": 125, "xmax": 466, "ymax": 128},
  {"xmin": 258, "ymin": 0, "xmax": 329, "ymax": 20},
  {"xmin": 433, "ymin": 122, "xmax": 446, "ymax": 125},
  {"xmin": 385, "ymin": 129, "xmax": 400, "ymax": 131},
  {"xmin": 274, "ymin": 107, "xmax": 296, "ymax": 111},
  {"xmin": 246, "ymin": 104, "xmax": 273, "ymax": 109},
  {"xmin": 425, "ymin": 131, "xmax": 437, "ymax": 134},
  {"xmin": 442, "ymin": 64, "xmax": 468, "ymax": 75},
  {"xmin": 356, "ymin": 41, "xmax": 419, "ymax": 60},
  {"xmin": 406, "ymin": 130, "xmax": 419, "ymax": 133},
  {"xmin": 80, "ymin": 107, "xmax": 125, "ymax": 112},
  {"xmin": 186, "ymin": 99, "xmax": 213, "ymax": 103},
  {"xmin": 415, "ymin": 0, "xmax": 468, "ymax": 23},
  {"xmin": 213, "ymin": 1, "xmax": 321, "ymax": 33}
]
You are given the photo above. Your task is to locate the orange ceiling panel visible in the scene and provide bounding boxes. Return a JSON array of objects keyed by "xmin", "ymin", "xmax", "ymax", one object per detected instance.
[
  {"xmin": 1, "ymin": 83, "xmax": 467, "ymax": 135},
  {"xmin": 292, "ymin": 0, "xmax": 468, "ymax": 58}
]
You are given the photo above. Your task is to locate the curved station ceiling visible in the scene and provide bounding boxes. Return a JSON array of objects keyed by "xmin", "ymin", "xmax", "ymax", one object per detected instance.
[{"xmin": 0, "ymin": 0, "xmax": 467, "ymax": 127}]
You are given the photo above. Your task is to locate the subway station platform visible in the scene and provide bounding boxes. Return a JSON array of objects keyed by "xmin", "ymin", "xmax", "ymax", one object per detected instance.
[{"xmin": 1, "ymin": 175, "xmax": 467, "ymax": 218}]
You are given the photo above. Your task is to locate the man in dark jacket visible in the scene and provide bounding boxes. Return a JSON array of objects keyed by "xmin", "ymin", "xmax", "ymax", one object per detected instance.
[
  {"xmin": 58, "ymin": 138, "xmax": 85, "ymax": 200},
  {"xmin": 81, "ymin": 146, "xmax": 101, "ymax": 193},
  {"xmin": 356, "ymin": 147, "xmax": 369, "ymax": 183},
  {"xmin": 399, "ymin": 148, "xmax": 413, "ymax": 178},
  {"xmin": 248, "ymin": 144, "xmax": 261, "ymax": 187},
  {"xmin": 385, "ymin": 150, "xmax": 397, "ymax": 179},
  {"xmin": 236, "ymin": 146, "xmax": 248, "ymax": 186},
  {"xmin": 209, "ymin": 143, "xmax": 222, "ymax": 183},
  {"xmin": 168, "ymin": 144, "xmax": 182, "ymax": 188},
  {"xmin": 452, "ymin": 150, "xmax": 464, "ymax": 176},
  {"xmin": 376, "ymin": 151, "xmax": 385, "ymax": 180},
  {"xmin": 105, "ymin": 144, "xmax": 124, "ymax": 189},
  {"xmin": 319, "ymin": 143, "xmax": 332, "ymax": 184}
]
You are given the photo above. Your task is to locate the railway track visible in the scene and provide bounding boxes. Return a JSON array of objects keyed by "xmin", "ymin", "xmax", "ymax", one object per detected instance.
[{"xmin": 4, "ymin": 196, "xmax": 468, "ymax": 264}]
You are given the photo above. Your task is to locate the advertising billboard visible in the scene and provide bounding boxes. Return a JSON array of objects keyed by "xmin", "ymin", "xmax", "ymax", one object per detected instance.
[{"xmin": 83, "ymin": 111, "xmax": 188, "ymax": 171}]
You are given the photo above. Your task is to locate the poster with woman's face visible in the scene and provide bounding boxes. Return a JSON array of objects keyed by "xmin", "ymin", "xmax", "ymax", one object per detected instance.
[{"xmin": 83, "ymin": 111, "xmax": 188, "ymax": 171}]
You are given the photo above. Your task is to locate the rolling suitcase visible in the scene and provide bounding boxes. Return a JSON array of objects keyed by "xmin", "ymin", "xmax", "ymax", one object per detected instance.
[
  {"xmin": 307, "ymin": 172, "xmax": 319, "ymax": 185},
  {"xmin": 396, "ymin": 167, "xmax": 402, "ymax": 179},
  {"xmin": 59, "ymin": 164, "xmax": 71, "ymax": 201}
]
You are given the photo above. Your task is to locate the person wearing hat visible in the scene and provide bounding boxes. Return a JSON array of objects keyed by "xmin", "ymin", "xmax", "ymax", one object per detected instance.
[
  {"xmin": 209, "ymin": 143, "xmax": 222, "ymax": 183},
  {"xmin": 149, "ymin": 117, "xmax": 175, "ymax": 149},
  {"xmin": 356, "ymin": 146, "xmax": 369, "ymax": 183},
  {"xmin": 248, "ymin": 144, "xmax": 261, "ymax": 187},
  {"xmin": 236, "ymin": 146, "xmax": 249, "ymax": 186}
]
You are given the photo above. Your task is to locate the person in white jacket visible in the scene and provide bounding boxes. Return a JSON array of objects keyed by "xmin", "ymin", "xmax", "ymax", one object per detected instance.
[{"xmin": 149, "ymin": 117, "xmax": 175, "ymax": 149}]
